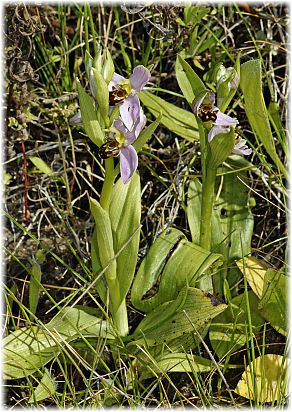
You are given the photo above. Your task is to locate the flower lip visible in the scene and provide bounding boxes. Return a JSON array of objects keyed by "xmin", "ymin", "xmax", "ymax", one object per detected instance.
[
  {"xmin": 120, "ymin": 145, "xmax": 139, "ymax": 184},
  {"xmin": 232, "ymin": 137, "xmax": 252, "ymax": 155},
  {"xmin": 192, "ymin": 90, "xmax": 215, "ymax": 116}
]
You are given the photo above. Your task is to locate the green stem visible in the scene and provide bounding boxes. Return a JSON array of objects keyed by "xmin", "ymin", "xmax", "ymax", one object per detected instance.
[
  {"xmin": 99, "ymin": 158, "xmax": 115, "ymax": 211},
  {"xmin": 107, "ymin": 278, "xmax": 128, "ymax": 337},
  {"xmin": 199, "ymin": 166, "xmax": 217, "ymax": 251},
  {"xmin": 86, "ymin": 3, "xmax": 98, "ymax": 56},
  {"xmin": 99, "ymin": 158, "xmax": 128, "ymax": 335},
  {"xmin": 199, "ymin": 165, "xmax": 217, "ymax": 293},
  {"xmin": 198, "ymin": 121, "xmax": 207, "ymax": 182}
]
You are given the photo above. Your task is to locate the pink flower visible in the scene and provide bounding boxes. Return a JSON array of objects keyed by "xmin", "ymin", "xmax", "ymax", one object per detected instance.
[
  {"xmin": 110, "ymin": 108, "xmax": 146, "ymax": 183},
  {"xmin": 108, "ymin": 66, "xmax": 151, "ymax": 131}
]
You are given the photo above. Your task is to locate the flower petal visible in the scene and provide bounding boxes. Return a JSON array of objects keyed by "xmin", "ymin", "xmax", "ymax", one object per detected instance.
[
  {"xmin": 108, "ymin": 72, "xmax": 125, "ymax": 91},
  {"xmin": 119, "ymin": 95, "xmax": 141, "ymax": 131},
  {"xmin": 120, "ymin": 145, "xmax": 138, "ymax": 183},
  {"xmin": 133, "ymin": 108, "xmax": 146, "ymax": 140},
  {"xmin": 208, "ymin": 125, "xmax": 230, "ymax": 142},
  {"xmin": 214, "ymin": 109, "xmax": 238, "ymax": 127},
  {"xmin": 129, "ymin": 65, "xmax": 151, "ymax": 92},
  {"xmin": 232, "ymin": 138, "xmax": 252, "ymax": 155}
]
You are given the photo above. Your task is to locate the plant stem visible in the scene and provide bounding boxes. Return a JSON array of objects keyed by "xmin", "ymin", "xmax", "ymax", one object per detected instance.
[
  {"xmin": 107, "ymin": 278, "xmax": 129, "ymax": 337},
  {"xmin": 200, "ymin": 166, "xmax": 217, "ymax": 251},
  {"xmin": 198, "ymin": 124, "xmax": 217, "ymax": 292},
  {"xmin": 99, "ymin": 157, "xmax": 115, "ymax": 211},
  {"xmin": 99, "ymin": 158, "xmax": 128, "ymax": 335}
]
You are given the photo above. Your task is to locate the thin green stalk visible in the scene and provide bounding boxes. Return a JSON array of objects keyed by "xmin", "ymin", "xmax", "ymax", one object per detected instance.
[
  {"xmin": 114, "ymin": 7, "xmax": 132, "ymax": 73},
  {"xmin": 84, "ymin": 5, "xmax": 90, "ymax": 55},
  {"xmin": 86, "ymin": 3, "xmax": 98, "ymax": 55}
]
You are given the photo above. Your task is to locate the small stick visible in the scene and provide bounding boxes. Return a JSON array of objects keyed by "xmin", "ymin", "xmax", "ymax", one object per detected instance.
[{"xmin": 21, "ymin": 141, "xmax": 29, "ymax": 226}]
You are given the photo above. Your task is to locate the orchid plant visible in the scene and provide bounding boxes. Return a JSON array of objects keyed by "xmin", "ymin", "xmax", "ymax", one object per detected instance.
[{"xmin": 72, "ymin": 50, "xmax": 155, "ymax": 336}]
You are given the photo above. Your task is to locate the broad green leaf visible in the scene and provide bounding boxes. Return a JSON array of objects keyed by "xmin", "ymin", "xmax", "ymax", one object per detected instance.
[
  {"xmin": 236, "ymin": 256, "xmax": 268, "ymax": 298},
  {"xmin": 3, "ymin": 327, "xmax": 58, "ymax": 380},
  {"xmin": 209, "ymin": 291, "xmax": 265, "ymax": 358},
  {"xmin": 4, "ymin": 306, "xmax": 113, "ymax": 379},
  {"xmin": 235, "ymin": 354, "xmax": 289, "ymax": 403},
  {"xmin": 77, "ymin": 80, "xmax": 104, "ymax": 147},
  {"xmin": 131, "ymin": 228, "xmax": 186, "ymax": 312},
  {"xmin": 214, "ymin": 163, "xmax": 254, "ymax": 260},
  {"xmin": 175, "ymin": 55, "xmax": 206, "ymax": 106},
  {"xmin": 28, "ymin": 368, "xmax": 56, "ymax": 403},
  {"xmin": 138, "ymin": 91, "xmax": 199, "ymax": 141},
  {"xmin": 129, "ymin": 287, "xmax": 227, "ymax": 349},
  {"xmin": 133, "ymin": 115, "xmax": 161, "ymax": 153},
  {"xmin": 29, "ymin": 156, "xmax": 53, "ymax": 176},
  {"xmin": 91, "ymin": 227, "xmax": 107, "ymax": 302},
  {"xmin": 109, "ymin": 173, "xmax": 141, "ymax": 305},
  {"xmin": 258, "ymin": 269, "xmax": 287, "ymax": 336},
  {"xmin": 89, "ymin": 197, "xmax": 116, "ymax": 286},
  {"xmin": 208, "ymin": 128, "xmax": 235, "ymax": 169},
  {"xmin": 131, "ymin": 228, "xmax": 223, "ymax": 313},
  {"xmin": 139, "ymin": 353, "xmax": 213, "ymax": 380},
  {"xmin": 240, "ymin": 60, "xmax": 287, "ymax": 177}
]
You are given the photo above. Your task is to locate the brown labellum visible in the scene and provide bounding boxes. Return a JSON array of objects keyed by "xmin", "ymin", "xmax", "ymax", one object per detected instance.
[
  {"xmin": 198, "ymin": 104, "xmax": 217, "ymax": 123},
  {"xmin": 109, "ymin": 87, "xmax": 128, "ymax": 105},
  {"xmin": 98, "ymin": 140, "xmax": 121, "ymax": 159}
]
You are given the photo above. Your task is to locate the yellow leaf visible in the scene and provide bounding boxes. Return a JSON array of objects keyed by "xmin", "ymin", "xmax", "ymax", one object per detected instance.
[
  {"xmin": 236, "ymin": 257, "xmax": 268, "ymax": 298},
  {"xmin": 235, "ymin": 354, "xmax": 289, "ymax": 403}
]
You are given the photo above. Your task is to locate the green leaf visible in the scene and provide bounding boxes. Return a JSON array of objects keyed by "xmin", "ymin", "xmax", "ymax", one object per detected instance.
[
  {"xmin": 3, "ymin": 327, "xmax": 58, "ymax": 380},
  {"xmin": 138, "ymin": 91, "xmax": 199, "ymax": 141},
  {"xmin": 89, "ymin": 198, "xmax": 116, "ymax": 303},
  {"xmin": 133, "ymin": 115, "xmax": 161, "ymax": 153},
  {"xmin": 91, "ymin": 67, "xmax": 110, "ymax": 127},
  {"xmin": 139, "ymin": 353, "xmax": 213, "ymax": 380},
  {"xmin": 28, "ymin": 368, "xmax": 56, "ymax": 403},
  {"xmin": 109, "ymin": 173, "xmax": 141, "ymax": 305},
  {"xmin": 129, "ymin": 287, "xmax": 227, "ymax": 349},
  {"xmin": 207, "ymin": 128, "xmax": 235, "ymax": 169},
  {"xmin": 131, "ymin": 228, "xmax": 223, "ymax": 313},
  {"xmin": 77, "ymin": 80, "xmax": 104, "ymax": 147},
  {"xmin": 240, "ymin": 60, "xmax": 287, "ymax": 177},
  {"xmin": 214, "ymin": 161, "xmax": 254, "ymax": 260},
  {"xmin": 175, "ymin": 55, "xmax": 206, "ymax": 106},
  {"xmin": 29, "ymin": 156, "xmax": 53, "ymax": 176},
  {"xmin": 258, "ymin": 269, "xmax": 287, "ymax": 336},
  {"xmin": 4, "ymin": 306, "xmax": 114, "ymax": 379},
  {"xmin": 131, "ymin": 228, "xmax": 185, "ymax": 312},
  {"xmin": 209, "ymin": 291, "xmax": 265, "ymax": 358}
]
